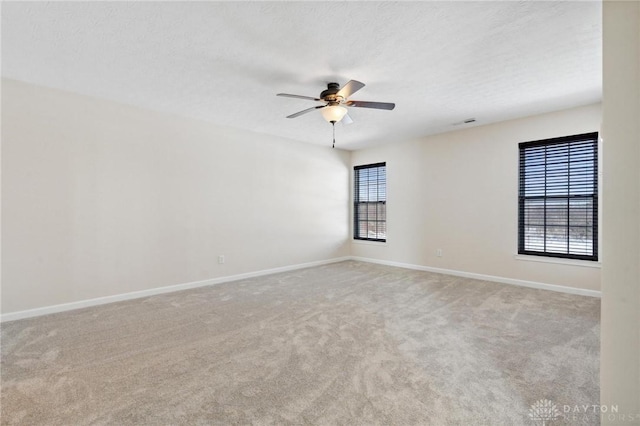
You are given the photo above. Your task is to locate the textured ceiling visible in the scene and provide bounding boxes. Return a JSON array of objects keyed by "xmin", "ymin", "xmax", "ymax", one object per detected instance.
[{"xmin": 1, "ymin": 1, "xmax": 602, "ymax": 150}]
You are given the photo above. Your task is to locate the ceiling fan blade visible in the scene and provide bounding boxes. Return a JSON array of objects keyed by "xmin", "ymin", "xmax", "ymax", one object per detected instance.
[
  {"xmin": 342, "ymin": 113, "xmax": 354, "ymax": 125},
  {"xmin": 277, "ymin": 93, "xmax": 321, "ymax": 101},
  {"xmin": 345, "ymin": 100, "xmax": 395, "ymax": 110},
  {"xmin": 286, "ymin": 105, "xmax": 326, "ymax": 118},
  {"xmin": 337, "ymin": 80, "xmax": 365, "ymax": 98}
]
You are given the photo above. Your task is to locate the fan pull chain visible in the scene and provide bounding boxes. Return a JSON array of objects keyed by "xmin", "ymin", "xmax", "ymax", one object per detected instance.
[{"xmin": 332, "ymin": 121, "xmax": 336, "ymax": 148}]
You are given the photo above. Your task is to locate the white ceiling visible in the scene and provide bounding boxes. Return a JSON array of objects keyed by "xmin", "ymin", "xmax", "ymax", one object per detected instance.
[{"xmin": 1, "ymin": 1, "xmax": 602, "ymax": 151}]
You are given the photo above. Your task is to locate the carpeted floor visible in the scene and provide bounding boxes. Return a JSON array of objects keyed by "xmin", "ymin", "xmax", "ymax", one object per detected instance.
[{"xmin": 1, "ymin": 261, "xmax": 600, "ymax": 425}]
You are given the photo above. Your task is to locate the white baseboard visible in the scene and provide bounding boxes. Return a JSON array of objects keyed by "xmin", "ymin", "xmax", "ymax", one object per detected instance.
[
  {"xmin": 349, "ymin": 256, "xmax": 602, "ymax": 298},
  {"xmin": 0, "ymin": 256, "xmax": 351, "ymax": 323},
  {"xmin": 1, "ymin": 255, "xmax": 600, "ymax": 322}
]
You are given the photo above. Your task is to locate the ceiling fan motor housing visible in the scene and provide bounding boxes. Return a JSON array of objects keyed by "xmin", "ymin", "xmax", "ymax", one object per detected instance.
[{"xmin": 320, "ymin": 82, "xmax": 341, "ymax": 102}]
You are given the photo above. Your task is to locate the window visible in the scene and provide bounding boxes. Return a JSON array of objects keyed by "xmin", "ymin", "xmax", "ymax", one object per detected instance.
[
  {"xmin": 518, "ymin": 132, "xmax": 598, "ymax": 261},
  {"xmin": 354, "ymin": 162, "xmax": 386, "ymax": 241}
]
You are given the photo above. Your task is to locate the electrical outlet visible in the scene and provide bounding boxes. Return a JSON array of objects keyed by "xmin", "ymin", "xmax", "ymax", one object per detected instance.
[
  {"xmin": 218, "ymin": 255, "xmax": 225, "ymax": 264},
  {"xmin": 436, "ymin": 249, "xmax": 443, "ymax": 257}
]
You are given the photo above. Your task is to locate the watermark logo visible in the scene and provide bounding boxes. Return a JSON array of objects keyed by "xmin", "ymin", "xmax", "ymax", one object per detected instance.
[
  {"xmin": 529, "ymin": 399, "xmax": 560, "ymax": 425},
  {"xmin": 528, "ymin": 399, "xmax": 625, "ymax": 424}
]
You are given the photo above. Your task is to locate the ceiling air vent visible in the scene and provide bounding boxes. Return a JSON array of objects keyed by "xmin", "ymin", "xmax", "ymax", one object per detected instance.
[{"xmin": 453, "ymin": 118, "xmax": 477, "ymax": 126}]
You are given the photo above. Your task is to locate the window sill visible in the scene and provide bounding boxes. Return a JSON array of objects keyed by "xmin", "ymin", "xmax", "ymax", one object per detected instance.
[
  {"xmin": 352, "ymin": 239, "xmax": 387, "ymax": 246},
  {"xmin": 514, "ymin": 254, "xmax": 601, "ymax": 268}
]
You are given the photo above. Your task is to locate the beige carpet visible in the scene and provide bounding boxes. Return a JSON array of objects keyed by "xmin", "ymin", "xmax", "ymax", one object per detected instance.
[{"xmin": 1, "ymin": 261, "xmax": 600, "ymax": 425}]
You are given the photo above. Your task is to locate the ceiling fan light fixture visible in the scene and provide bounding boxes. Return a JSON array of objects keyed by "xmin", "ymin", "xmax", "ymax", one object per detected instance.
[{"xmin": 320, "ymin": 105, "xmax": 348, "ymax": 123}]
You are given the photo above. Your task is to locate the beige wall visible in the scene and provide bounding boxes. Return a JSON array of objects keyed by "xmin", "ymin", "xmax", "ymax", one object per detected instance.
[
  {"xmin": 1, "ymin": 79, "xmax": 350, "ymax": 314},
  {"xmin": 601, "ymin": 1, "xmax": 640, "ymax": 422},
  {"xmin": 1, "ymin": 79, "xmax": 605, "ymax": 317},
  {"xmin": 351, "ymin": 104, "xmax": 602, "ymax": 292}
]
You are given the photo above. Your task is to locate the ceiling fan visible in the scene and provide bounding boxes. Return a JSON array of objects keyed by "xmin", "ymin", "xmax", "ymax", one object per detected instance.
[
  {"xmin": 277, "ymin": 80, "xmax": 395, "ymax": 124},
  {"xmin": 277, "ymin": 80, "xmax": 395, "ymax": 148}
]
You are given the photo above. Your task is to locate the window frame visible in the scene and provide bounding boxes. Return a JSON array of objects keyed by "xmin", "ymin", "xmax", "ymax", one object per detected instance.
[
  {"xmin": 518, "ymin": 132, "xmax": 599, "ymax": 261},
  {"xmin": 353, "ymin": 162, "xmax": 387, "ymax": 242}
]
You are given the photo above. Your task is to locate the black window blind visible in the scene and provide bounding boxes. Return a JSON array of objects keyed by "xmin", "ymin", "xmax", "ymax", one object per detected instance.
[
  {"xmin": 518, "ymin": 132, "xmax": 598, "ymax": 261},
  {"xmin": 354, "ymin": 162, "xmax": 386, "ymax": 242}
]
